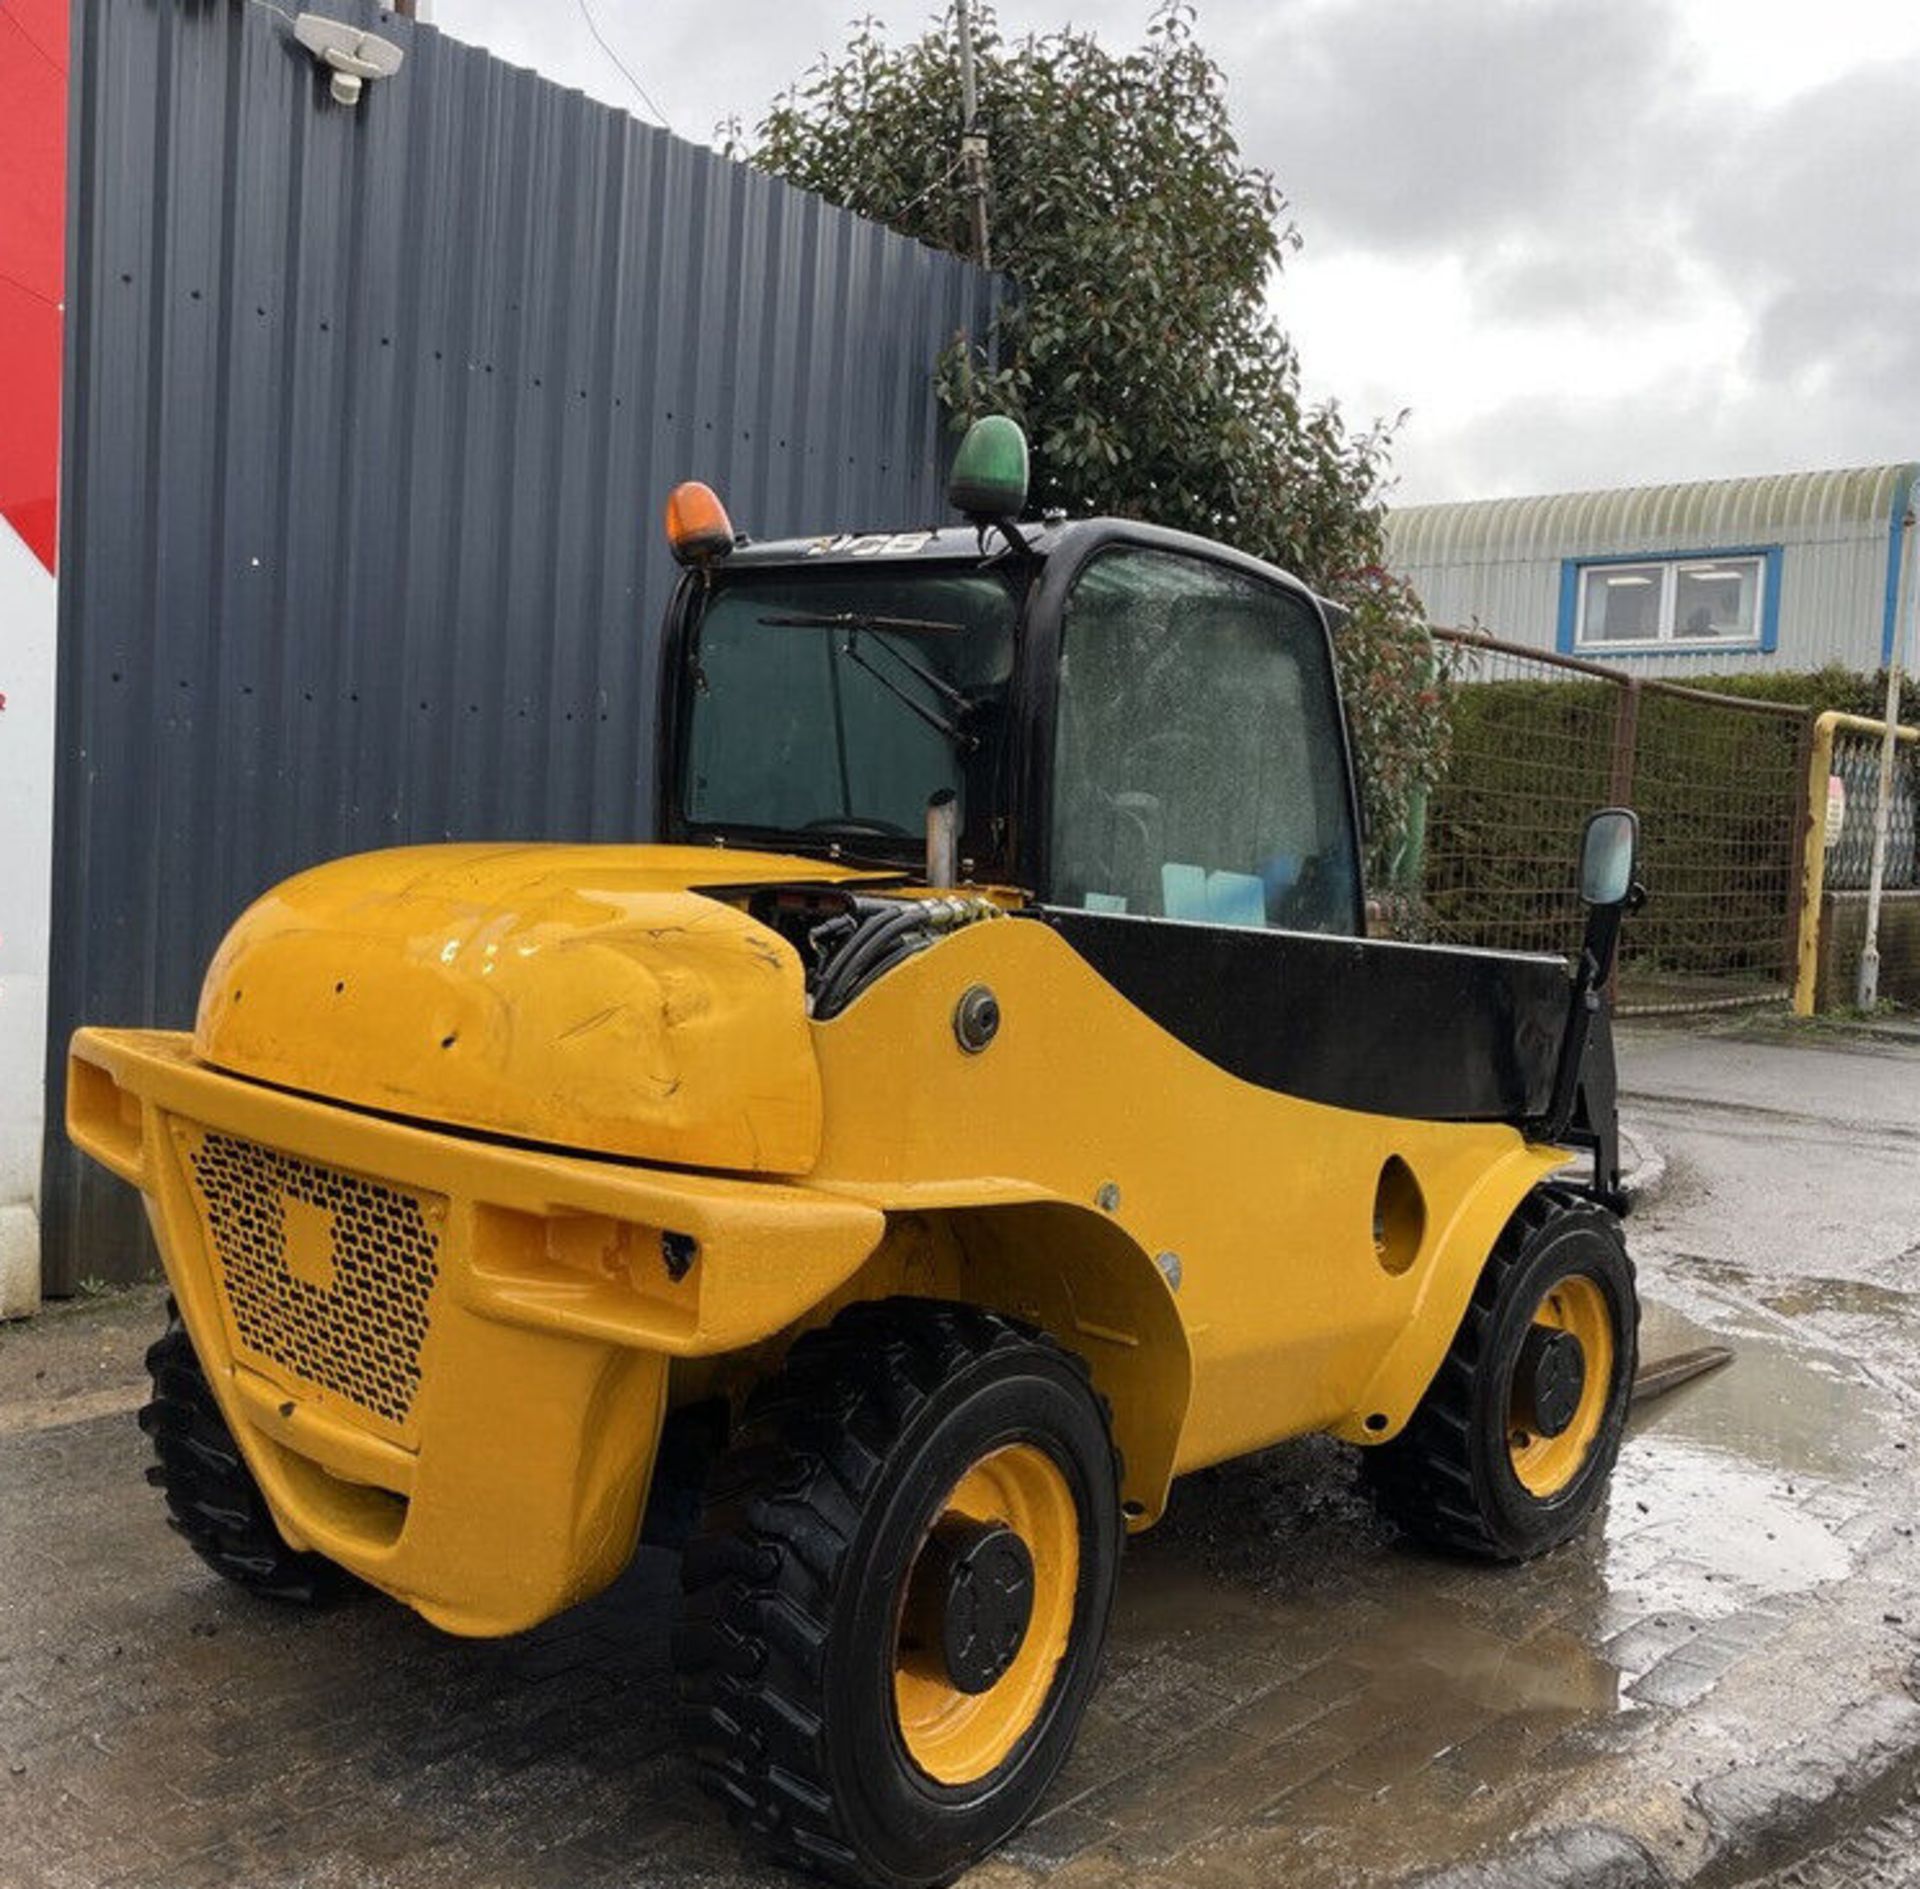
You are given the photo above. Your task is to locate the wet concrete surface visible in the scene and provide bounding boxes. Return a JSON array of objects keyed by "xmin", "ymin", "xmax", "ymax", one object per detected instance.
[
  {"xmin": 3, "ymin": 1013, "xmax": 1919, "ymax": 1888},
  {"xmin": 0, "ymin": 1292, "xmax": 162, "ymax": 1438},
  {"xmin": 1745, "ymin": 1791, "xmax": 1920, "ymax": 1888}
]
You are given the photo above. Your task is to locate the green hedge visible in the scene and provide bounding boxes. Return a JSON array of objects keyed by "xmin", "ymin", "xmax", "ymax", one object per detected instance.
[
  {"xmin": 1418, "ymin": 677, "xmax": 1613, "ymax": 948},
  {"xmin": 1677, "ymin": 664, "xmax": 1920, "ymax": 723},
  {"xmin": 1418, "ymin": 675, "xmax": 1809, "ymax": 979}
]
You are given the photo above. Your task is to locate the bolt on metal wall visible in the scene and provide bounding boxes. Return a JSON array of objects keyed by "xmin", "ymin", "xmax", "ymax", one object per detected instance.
[{"xmin": 45, "ymin": 0, "xmax": 1002, "ymax": 1290}]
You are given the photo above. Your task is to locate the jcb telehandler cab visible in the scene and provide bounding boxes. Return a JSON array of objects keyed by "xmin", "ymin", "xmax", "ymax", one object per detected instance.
[{"xmin": 70, "ymin": 418, "xmax": 1643, "ymax": 1888}]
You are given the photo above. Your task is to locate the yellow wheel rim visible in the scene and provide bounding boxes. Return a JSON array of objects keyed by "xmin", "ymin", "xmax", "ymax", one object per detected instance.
[
  {"xmin": 893, "ymin": 1442, "xmax": 1079, "ymax": 1787},
  {"xmin": 1507, "ymin": 1274, "xmax": 1615, "ymax": 1498}
]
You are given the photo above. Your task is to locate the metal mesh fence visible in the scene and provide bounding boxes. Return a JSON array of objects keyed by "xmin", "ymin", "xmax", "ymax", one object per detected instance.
[
  {"xmin": 1409, "ymin": 638, "xmax": 1616, "ymax": 957},
  {"xmin": 1826, "ymin": 728, "xmax": 1919, "ymax": 891},
  {"xmin": 1406, "ymin": 631, "xmax": 1811, "ymax": 1012}
]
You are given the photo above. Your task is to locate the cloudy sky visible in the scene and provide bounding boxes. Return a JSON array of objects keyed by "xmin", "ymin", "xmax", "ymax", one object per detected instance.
[{"xmin": 429, "ymin": 0, "xmax": 1920, "ymax": 505}]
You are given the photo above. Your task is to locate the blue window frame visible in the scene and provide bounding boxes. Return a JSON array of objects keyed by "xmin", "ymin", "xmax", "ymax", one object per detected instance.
[{"xmin": 1557, "ymin": 545, "xmax": 1783, "ymax": 656}]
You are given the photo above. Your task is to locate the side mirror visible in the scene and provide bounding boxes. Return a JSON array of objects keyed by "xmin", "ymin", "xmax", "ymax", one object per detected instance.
[
  {"xmin": 1540, "ymin": 806, "xmax": 1643, "ymax": 1154},
  {"xmin": 1580, "ymin": 808, "xmax": 1639, "ymax": 908}
]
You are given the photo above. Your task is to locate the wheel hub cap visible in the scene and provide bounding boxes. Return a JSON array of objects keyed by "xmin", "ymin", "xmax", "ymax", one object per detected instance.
[
  {"xmin": 907, "ymin": 1518, "xmax": 1036, "ymax": 1694},
  {"xmin": 1516, "ymin": 1325, "xmax": 1587, "ymax": 1438},
  {"xmin": 1507, "ymin": 1273, "xmax": 1616, "ymax": 1498},
  {"xmin": 893, "ymin": 1442, "xmax": 1079, "ymax": 1786}
]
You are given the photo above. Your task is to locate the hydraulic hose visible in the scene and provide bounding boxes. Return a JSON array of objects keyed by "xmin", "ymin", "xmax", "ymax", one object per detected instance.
[
  {"xmin": 813, "ymin": 904, "xmax": 935, "ymax": 1019},
  {"xmin": 810, "ymin": 896, "xmax": 1001, "ymax": 1020}
]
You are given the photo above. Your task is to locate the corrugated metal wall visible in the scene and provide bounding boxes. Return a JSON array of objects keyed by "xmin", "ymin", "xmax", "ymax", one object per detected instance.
[
  {"xmin": 45, "ymin": 0, "xmax": 1002, "ymax": 1289},
  {"xmin": 1388, "ymin": 464, "xmax": 1913, "ymax": 678}
]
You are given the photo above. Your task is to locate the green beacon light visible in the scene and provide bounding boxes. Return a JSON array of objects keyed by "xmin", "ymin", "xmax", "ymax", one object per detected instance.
[{"xmin": 947, "ymin": 415, "xmax": 1030, "ymax": 523}]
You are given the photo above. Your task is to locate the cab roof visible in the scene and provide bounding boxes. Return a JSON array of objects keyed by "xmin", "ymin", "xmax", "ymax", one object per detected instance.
[
  {"xmin": 720, "ymin": 517, "xmax": 1336, "ymax": 623},
  {"xmin": 725, "ymin": 523, "xmax": 1059, "ymax": 567}
]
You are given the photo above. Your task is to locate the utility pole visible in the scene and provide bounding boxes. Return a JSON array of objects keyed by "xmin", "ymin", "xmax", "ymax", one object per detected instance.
[
  {"xmin": 955, "ymin": 0, "xmax": 991, "ymax": 269},
  {"xmin": 1856, "ymin": 494, "xmax": 1917, "ymax": 1008}
]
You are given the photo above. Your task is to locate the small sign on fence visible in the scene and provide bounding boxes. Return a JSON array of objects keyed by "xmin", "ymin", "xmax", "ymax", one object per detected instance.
[{"xmin": 1825, "ymin": 775, "xmax": 1847, "ymax": 850}]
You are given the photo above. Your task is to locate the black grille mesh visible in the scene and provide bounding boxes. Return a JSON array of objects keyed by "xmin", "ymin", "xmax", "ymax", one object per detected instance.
[{"xmin": 187, "ymin": 1132, "xmax": 442, "ymax": 1434}]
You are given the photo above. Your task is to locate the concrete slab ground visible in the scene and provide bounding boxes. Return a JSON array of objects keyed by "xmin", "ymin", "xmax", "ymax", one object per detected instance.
[{"xmin": 2, "ymin": 1014, "xmax": 1918, "ymax": 1889}]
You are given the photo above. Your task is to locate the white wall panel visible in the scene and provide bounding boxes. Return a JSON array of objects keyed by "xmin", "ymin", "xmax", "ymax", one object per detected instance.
[{"xmin": 0, "ymin": 522, "xmax": 54, "ymax": 1314}]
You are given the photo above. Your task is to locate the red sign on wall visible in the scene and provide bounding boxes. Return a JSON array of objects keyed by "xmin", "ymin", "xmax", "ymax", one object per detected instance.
[{"xmin": 0, "ymin": 0, "xmax": 68, "ymax": 575}]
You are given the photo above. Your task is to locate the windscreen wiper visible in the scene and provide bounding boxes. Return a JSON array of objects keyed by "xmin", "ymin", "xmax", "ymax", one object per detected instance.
[
  {"xmin": 759, "ymin": 610, "xmax": 963, "ymax": 636},
  {"xmin": 758, "ymin": 612, "xmax": 977, "ymax": 752}
]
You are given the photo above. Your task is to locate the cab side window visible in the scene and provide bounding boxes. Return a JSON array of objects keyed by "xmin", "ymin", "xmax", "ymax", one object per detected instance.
[{"xmin": 1049, "ymin": 548, "xmax": 1358, "ymax": 934}]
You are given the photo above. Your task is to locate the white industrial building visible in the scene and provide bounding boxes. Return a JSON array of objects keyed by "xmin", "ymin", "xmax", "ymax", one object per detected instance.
[{"xmin": 1388, "ymin": 464, "xmax": 1914, "ymax": 678}]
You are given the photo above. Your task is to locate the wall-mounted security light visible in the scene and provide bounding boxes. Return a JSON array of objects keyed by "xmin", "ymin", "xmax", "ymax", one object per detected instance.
[{"xmin": 292, "ymin": 13, "xmax": 405, "ymax": 107}]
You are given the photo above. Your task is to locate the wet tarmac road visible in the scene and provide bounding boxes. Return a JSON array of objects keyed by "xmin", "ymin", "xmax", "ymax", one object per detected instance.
[{"xmin": 3, "ymin": 1014, "xmax": 1918, "ymax": 1889}]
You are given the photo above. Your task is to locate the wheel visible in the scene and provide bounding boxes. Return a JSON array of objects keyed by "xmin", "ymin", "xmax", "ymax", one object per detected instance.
[
  {"xmin": 138, "ymin": 1300, "xmax": 349, "ymax": 1603},
  {"xmin": 1364, "ymin": 1189, "xmax": 1638, "ymax": 1561},
  {"xmin": 674, "ymin": 1298, "xmax": 1123, "ymax": 1889}
]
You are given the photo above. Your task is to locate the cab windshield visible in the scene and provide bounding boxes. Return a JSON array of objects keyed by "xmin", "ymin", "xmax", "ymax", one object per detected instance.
[{"xmin": 681, "ymin": 563, "xmax": 1020, "ymax": 854}]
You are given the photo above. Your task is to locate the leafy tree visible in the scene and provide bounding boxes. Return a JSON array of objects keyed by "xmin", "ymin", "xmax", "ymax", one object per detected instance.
[{"xmin": 742, "ymin": 3, "xmax": 1450, "ymax": 888}]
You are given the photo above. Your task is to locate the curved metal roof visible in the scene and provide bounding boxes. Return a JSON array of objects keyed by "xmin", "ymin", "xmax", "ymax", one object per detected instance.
[{"xmin": 1388, "ymin": 463, "xmax": 1916, "ymax": 569}]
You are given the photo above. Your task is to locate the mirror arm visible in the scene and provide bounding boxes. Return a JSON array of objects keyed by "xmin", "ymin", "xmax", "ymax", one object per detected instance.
[
  {"xmin": 1538, "ymin": 884, "xmax": 1640, "ymax": 1148},
  {"xmin": 1540, "ymin": 951, "xmax": 1602, "ymax": 1147},
  {"xmin": 975, "ymin": 516, "xmax": 1034, "ymax": 560}
]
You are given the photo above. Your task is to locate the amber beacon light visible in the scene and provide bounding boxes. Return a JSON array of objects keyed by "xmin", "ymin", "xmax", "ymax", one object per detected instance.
[{"xmin": 665, "ymin": 481, "xmax": 736, "ymax": 567}]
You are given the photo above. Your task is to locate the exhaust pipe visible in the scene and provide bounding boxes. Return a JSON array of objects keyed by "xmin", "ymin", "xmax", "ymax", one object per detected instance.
[{"xmin": 926, "ymin": 789, "xmax": 958, "ymax": 889}]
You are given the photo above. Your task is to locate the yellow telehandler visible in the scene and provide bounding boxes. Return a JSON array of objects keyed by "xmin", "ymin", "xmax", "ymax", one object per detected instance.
[{"xmin": 69, "ymin": 417, "xmax": 1642, "ymax": 1887}]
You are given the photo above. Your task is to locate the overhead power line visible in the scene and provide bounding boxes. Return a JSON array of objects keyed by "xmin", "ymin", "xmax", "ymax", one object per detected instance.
[{"xmin": 572, "ymin": 0, "xmax": 673, "ymax": 132}]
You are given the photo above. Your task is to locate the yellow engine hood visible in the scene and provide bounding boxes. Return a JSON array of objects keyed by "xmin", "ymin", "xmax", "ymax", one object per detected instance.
[{"xmin": 194, "ymin": 843, "xmax": 870, "ymax": 1174}]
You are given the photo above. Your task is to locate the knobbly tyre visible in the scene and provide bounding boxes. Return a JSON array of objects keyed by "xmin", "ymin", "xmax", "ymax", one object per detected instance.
[{"xmin": 70, "ymin": 418, "xmax": 1645, "ymax": 1887}]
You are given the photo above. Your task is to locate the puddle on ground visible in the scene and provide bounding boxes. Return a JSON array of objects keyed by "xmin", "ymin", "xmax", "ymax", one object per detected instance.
[
  {"xmin": 1121, "ymin": 1282, "xmax": 1881, "ymax": 1727},
  {"xmin": 1633, "ymin": 1290, "xmax": 1887, "ymax": 1477},
  {"xmin": 1603, "ymin": 1435, "xmax": 1854, "ymax": 1614},
  {"xmin": 1130, "ymin": 1290, "xmax": 1879, "ymax": 1664},
  {"xmin": 1760, "ymin": 1275, "xmax": 1916, "ymax": 1320},
  {"xmin": 1056, "ymin": 1275, "xmax": 1898, "ymax": 1888},
  {"xmin": 1667, "ymin": 1252, "xmax": 1920, "ymax": 1344},
  {"xmin": 1341, "ymin": 1610, "xmax": 1624, "ymax": 1718},
  {"xmin": 1601, "ymin": 1291, "xmax": 1875, "ymax": 1617}
]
